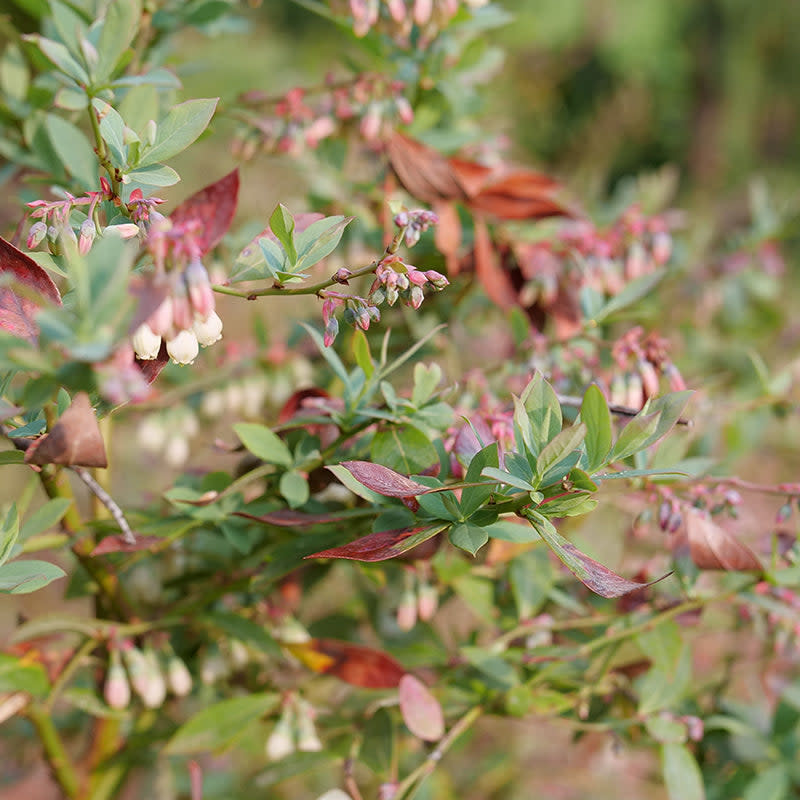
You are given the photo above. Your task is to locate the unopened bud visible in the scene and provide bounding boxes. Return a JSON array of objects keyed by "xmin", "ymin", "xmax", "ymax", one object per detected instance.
[
  {"xmin": 266, "ymin": 706, "xmax": 295, "ymax": 761},
  {"xmin": 413, "ymin": 0, "xmax": 433, "ymax": 25},
  {"xmin": 143, "ymin": 119, "xmax": 157, "ymax": 147},
  {"xmin": 424, "ymin": 270, "xmax": 449, "ymax": 289},
  {"xmin": 408, "ymin": 285, "xmax": 424, "ymax": 309},
  {"xmin": 167, "ymin": 653, "xmax": 193, "ymax": 697},
  {"xmin": 47, "ymin": 225, "xmax": 61, "ymax": 255},
  {"xmin": 106, "ymin": 223, "xmax": 140, "ymax": 239},
  {"xmin": 417, "ymin": 581, "xmax": 438, "ymax": 621},
  {"xmin": 104, "ymin": 648, "xmax": 130, "ymax": 710},
  {"xmin": 651, "ymin": 231, "xmax": 672, "ymax": 265},
  {"xmin": 658, "ymin": 500, "xmax": 672, "ymax": 531},
  {"xmin": 26, "ymin": 221, "xmax": 47, "ymax": 249},
  {"xmin": 397, "ymin": 589, "xmax": 417, "ymax": 631},
  {"xmin": 334, "ymin": 267, "xmax": 352, "ymax": 283},
  {"xmin": 323, "ymin": 316, "xmax": 339, "ymax": 347},
  {"xmin": 78, "ymin": 219, "xmax": 96, "ymax": 255},
  {"xmin": 296, "ymin": 698, "xmax": 322, "ymax": 752},
  {"xmin": 185, "ymin": 259, "xmax": 214, "ymax": 318}
]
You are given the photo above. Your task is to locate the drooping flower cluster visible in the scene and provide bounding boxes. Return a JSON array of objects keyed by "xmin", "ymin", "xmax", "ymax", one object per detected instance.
[
  {"xmin": 233, "ymin": 73, "xmax": 414, "ymax": 159},
  {"xmin": 266, "ymin": 693, "xmax": 323, "ymax": 760},
  {"xmin": 332, "ymin": 0, "xmax": 490, "ymax": 42},
  {"xmin": 131, "ymin": 211, "xmax": 223, "ymax": 366},
  {"xmin": 369, "ymin": 256, "xmax": 448, "ymax": 309}
]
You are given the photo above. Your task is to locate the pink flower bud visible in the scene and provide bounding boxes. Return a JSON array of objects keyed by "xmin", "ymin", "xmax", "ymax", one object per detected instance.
[
  {"xmin": 78, "ymin": 219, "xmax": 96, "ymax": 255},
  {"xmin": 185, "ymin": 259, "xmax": 215, "ymax": 319},
  {"xmin": 387, "ymin": 0, "xmax": 407, "ymax": 22},
  {"xmin": 106, "ymin": 223, "xmax": 140, "ymax": 239},
  {"xmin": 395, "ymin": 96, "xmax": 414, "ymax": 125},
  {"xmin": 664, "ymin": 362, "xmax": 686, "ymax": 392},
  {"xmin": 334, "ymin": 267, "xmax": 352, "ymax": 283},
  {"xmin": 408, "ymin": 285, "xmax": 424, "ymax": 309},
  {"xmin": 397, "ymin": 589, "xmax": 417, "ymax": 631},
  {"xmin": 167, "ymin": 329, "xmax": 199, "ymax": 365},
  {"xmin": 132, "ymin": 323, "xmax": 163, "ymax": 360},
  {"xmin": 26, "ymin": 221, "xmax": 48, "ymax": 249},
  {"xmin": 637, "ymin": 360, "xmax": 659, "ymax": 399},
  {"xmin": 360, "ymin": 105, "xmax": 382, "ymax": 142},
  {"xmin": 192, "ymin": 311, "xmax": 223, "ymax": 347},
  {"xmin": 413, "ymin": 0, "xmax": 433, "ymax": 25},
  {"xmin": 304, "ymin": 116, "xmax": 336, "ymax": 148},
  {"xmin": 167, "ymin": 653, "xmax": 193, "ymax": 697},
  {"xmin": 323, "ymin": 316, "xmax": 339, "ymax": 347},
  {"xmin": 407, "ymin": 269, "xmax": 428, "ymax": 286},
  {"xmin": 651, "ymin": 231, "xmax": 672, "ymax": 265},
  {"xmin": 424, "ymin": 270, "xmax": 449, "ymax": 289},
  {"xmin": 147, "ymin": 296, "xmax": 173, "ymax": 338},
  {"xmin": 417, "ymin": 582, "xmax": 438, "ymax": 621},
  {"xmin": 104, "ymin": 648, "xmax": 130, "ymax": 710}
]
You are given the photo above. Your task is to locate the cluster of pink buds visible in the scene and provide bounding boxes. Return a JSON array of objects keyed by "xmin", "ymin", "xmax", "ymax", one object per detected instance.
[
  {"xmin": 131, "ymin": 211, "xmax": 223, "ymax": 366},
  {"xmin": 320, "ymin": 292, "xmax": 381, "ymax": 347},
  {"xmin": 368, "ymin": 255, "xmax": 448, "ymax": 311},
  {"xmin": 333, "ymin": 0, "xmax": 489, "ymax": 42},
  {"xmin": 234, "ymin": 73, "xmax": 413, "ymax": 158},
  {"xmin": 396, "ymin": 567, "xmax": 439, "ymax": 631},
  {"xmin": 104, "ymin": 639, "xmax": 192, "ymax": 710},
  {"xmin": 266, "ymin": 694, "xmax": 323, "ymax": 761},
  {"xmin": 26, "ymin": 186, "xmax": 141, "ymax": 257},
  {"xmin": 393, "ymin": 208, "xmax": 439, "ymax": 247}
]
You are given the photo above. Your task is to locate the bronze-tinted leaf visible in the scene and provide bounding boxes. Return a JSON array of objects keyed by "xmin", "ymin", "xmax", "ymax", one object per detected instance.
[
  {"xmin": 0, "ymin": 236, "xmax": 62, "ymax": 343},
  {"xmin": 433, "ymin": 201, "xmax": 462, "ymax": 275},
  {"xmin": 91, "ymin": 534, "xmax": 164, "ymax": 555},
  {"xmin": 24, "ymin": 392, "xmax": 107, "ymax": 467},
  {"xmin": 335, "ymin": 460, "xmax": 433, "ymax": 497},
  {"xmin": 447, "ymin": 156, "xmax": 494, "ymax": 197},
  {"xmin": 399, "ymin": 674, "xmax": 445, "ymax": 741},
  {"xmin": 305, "ymin": 524, "xmax": 446, "ymax": 562},
  {"xmin": 286, "ymin": 638, "xmax": 406, "ymax": 689},
  {"xmin": 169, "ymin": 169, "xmax": 239, "ymax": 255},
  {"xmin": 386, "ymin": 131, "xmax": 467, "ymax": 204},
  {"xmin": 686, "ymin": 510, "xmax": 762, "ymax": 571},
  {"xmin": 473, "ymin": 217, "xmax": 517, "ymax": 310},
  {"xmin": 135, "ymin": 341, "xmax": 169, "ymax": 384},
  {"xmin": 235, "ymin": 509, "xmax": 364, "ymax": 527}
]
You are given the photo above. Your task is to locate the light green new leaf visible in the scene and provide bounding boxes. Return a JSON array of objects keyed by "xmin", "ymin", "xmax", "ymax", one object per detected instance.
[
  {"xmin": 165, "ymin": 693, "xmax": 279, "ymax": 755},
  {"xmin": 233, "ymin": 423, "xmax": 292, "ymax": 467},
  {"xmin": 0, "ymin": 505, "xmax": 19, "ymax": 567},
  {"xmin": 19, "ymin": 498, "xmax": 72, "ymax": 541},
  {"xmin": 294, "ymin": 215, "xmax": 353, "ymax": 271},
  {"xmin": 449, "ymin": 522, "xmax": 489, "ymax": 556},
  {"xmin": 661, "ymin": 743, "xmax": 705, "ymax": 800},
  {"xmin": 24, "ymin": 35, "xmax": 89, "ymax": 84},
  {"xmin": 45, "ymin": 114, "xmax": 97, "ymax": 190},
  {"xmin": 269, "ymin": 204, "xmax": 297, "ymax": 265},
  {"xmin": 371, "ymin": 427, "xmax": 438, "ymax": 477},
  {"xmin": 0, "ymin": 560, "xmax": 66, "ymax": 593},
  {"xmin": 137, "ymin": 98, "xmax": 218, "ymax": 167},
  {"xmin": 536, "ymin": 423, "xmax": 586, "ymax": 477},
  {"xmin": 95, "ymin": 0, "xmax": 141, "ymax": 84},
  {"xmin": 580, "ymin": 384, "xmax": 612, "ymax": 471},
  {"xmin": 521, "ymin": 372, "xmax": 562, "ymax": 456}
]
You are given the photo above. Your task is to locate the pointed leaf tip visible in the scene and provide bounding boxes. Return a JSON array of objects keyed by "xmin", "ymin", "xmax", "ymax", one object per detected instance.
[{"xmin": 334, "ymin": 461, "xmax": 434, "ymax": 497}]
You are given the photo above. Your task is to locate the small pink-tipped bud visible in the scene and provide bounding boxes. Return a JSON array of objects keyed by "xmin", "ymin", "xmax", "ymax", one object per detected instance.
[
  {"xmin": 334, "ymin": 267, "xmax": 352, "ymax": 283},
  {"xmin": 296, "ymin": 698, "xmax": 323, "ymax": 752},
  {"xmin": 417, "ymin": 582, "xmax": 438, "ymax": 621},
  {"xmin": 323, "ymin": 316, "xmax": 339, "ymax": 348},
  {"xmin": 395, "ymin": 96, "xmax": 414, "ymax": 125},
  {"xmin": 397, "ymin": 589, "xmax": 417, "ymax": 631},
  {"xmin": 171, "ymin": 279, "xmax": 194, "ymax": 332},
  {"xmin": 185, "ymin": 259, "xmax": 215, "ymax": 319},
  {"xmin": 266, "ymin": 706, "xmax": 296, "ymax": 761},
  {"xmin": 387, "ymin": 0, "xmax": 407, "ymax": 22},
  {"xmin": 192, "ymin": 311, "xmax": 223, "ymax": 347},
  {"xmin": 424, "ymin": 270, "xmax": 449, "ymax": 289},
  {"xmin": 637, "ymin": 359, "xmax": 660, "ymax": 400},
  {"xmin": 408, "ymin": 285, "xmax": 425, "ymax": 309},
  {"xmin": 167, "ymin": 653, "xmax": 193, "ymax": 697},
  {"xmin": 137, "ymin": 647, "xmax": 167, "ymax": 708},
  {"xmin": 624, "ymin": 242, "xmax": 649, "ymax": 279},
  {"xmin": 664, "ymin": 362, "xmax": 686, "ymax": 392},
  {"xmin": 385, "ymin": 284, "xmax": 399, "ymax": 306},
  {"xmin": 104, "ymin": 648, "xmax": 130, "ymax": 710},
  {"xmin": 684, "ymin": 715, "xmax": 704, "ymax": 742},
  {"xmin": 47, "ymin": 225, "xmax": 61, "ymax": 255},
  {"xmin": 132, "ymin": 323, "xmax": 163, "ymax": 361},
  {"xmin": 148, "ymin": 296, "xmax": 173, "ymax": 338},
  {"xmin": 413, "ymin": 0, "xmax": 433, "ymax": 25},
  {"xmin": 304, "ymin": 116, "xmax": 336, "ymax": 148},
  {"xmin": 625, "ymin": 372, "xmax": 644, "ymax": 410},
  {"xmin": 651, "ymin": 231, "xmax": 672, "ymax": 265},
  {"xmin": 26, "ymin": 221, "xmax": 48, "ymax": 249},
  {"xmin": 166, "ymin": 329, "xmax": 199, "ymax": 365},
  {"xmin": 360, "ymin": 105, "xmax": 382, "ymax": 142},
  {"xmin": 106, "ymin": 223, "xmax": 140, "ymax": 239},
  {"xmin": 78, "ymin": 219, "xmax": 96, "ymax": 255},
  {"xmin": 407, "ymin": 269, "xmax": 428, "ymax": 286}
]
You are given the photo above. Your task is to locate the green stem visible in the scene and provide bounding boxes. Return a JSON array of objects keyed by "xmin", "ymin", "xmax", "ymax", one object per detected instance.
[
  {"xmin": 393, "ymin": 706, "xmax": 483, "ymax": 800},
  {"xmin": 86, "ymin": 98, "xmax": 120, "ymax": 195},
  {"xmin": 27, "ymin": 704, "xmax": 81, "ymax": 799},
  {"xmin": 45, "ymin": 637, "xmax": 97, "ymax": 713}
]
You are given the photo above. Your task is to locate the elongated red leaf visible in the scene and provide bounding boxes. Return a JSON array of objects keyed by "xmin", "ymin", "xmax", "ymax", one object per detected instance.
[
  {"xmin": 469, "ymin": 169, "xmax": 568, "ymax": 220},
  {"xmin": 24, "ymin": 392, "xmax": 107, "ymax": 467},
  {"xmin": 686, "ymin": 510, "xmax": 761, "ymax": 571},
  {"xmin": 473, "ymin": 217, "xmax": 517, "ymax": 310},
  {"xmin": 235, "ymin": 509, "xmax": 367, "ymax": 527},
  {"xmin": 399, "ymin": 674, "xmax": 445, "ymax": 741},
  {"xmin": 91, "ymin": 534, "xmax": 163, "ymax": 555},
  {"xmin": 169, "ymin": 169, "xmax": 239, "ymax": 255},
  {"xmin": 0, "ymin": 236, "xmax": 61, "ymax": 342},
  {"xmin": 305, "ymin": 524, "xmax": 446, "ymax": 562},
  {"xmin": 335, "ymin": 461, "xmax": 434, "ymax": 497},
  {"xmin": 286, "ymin": 638, "xmax": 406, "ymax": 689}
]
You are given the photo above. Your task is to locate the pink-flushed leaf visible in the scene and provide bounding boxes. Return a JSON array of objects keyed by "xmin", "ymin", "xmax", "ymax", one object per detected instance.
[
  {"xmin": 334, "ymin": 461, "xmax": 434, "ymax": 497},
  {"xmin": 399, "ymin": 674, "xmax": 445, "ymax": 741},
  {"xmin": 686, "ymin": 510, "xmax": 762, "ymax": 571},
  {"xmin": 305, "ymin": 524, "xmax": 447, "ymax": 562},
  {"xmin": 527, "ymin": 510, "xmax": 669, "ymax": 598},
  {"xmin": 91, "ymin": 534, "xmax": 164, "ymax": 555},
  {"xmin": 169, "ymin": 169, "xmax": 239, "ymax": 255},
  {"xmin": 24, "ymin": 392, "xmax": 107, "ymax": 467},
  {"xmin": 285, "ymin": 638, "xmax": 406, "ymax": 689},
  {"xmin": 235, "ymin": 509, "xmax": 366, "ymax": 527},
  {"xmin": 0, "ymin": 236, "xmax": 62, "ymax": 343}
]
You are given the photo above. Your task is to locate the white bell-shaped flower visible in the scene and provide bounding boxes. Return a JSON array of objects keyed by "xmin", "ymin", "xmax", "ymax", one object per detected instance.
[{"xmin": 166, "ymin": 329, "xmax": 199, "ymax": 365}]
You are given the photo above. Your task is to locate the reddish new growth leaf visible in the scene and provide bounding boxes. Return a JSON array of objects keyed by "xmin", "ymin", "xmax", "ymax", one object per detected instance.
[
  {"xmin": 169, "ymin": 169, "xmax": 239, "ymax": 255},
  {"xmin": 134, "ymin": 341, "xmax": 169, "ymax": 384},
  {"xmin": 286, "ymin": 638, "xmax": 406, "ymax": 689},
  {"xmin": 235, "ymin": 509, "xmax": 359, "ymax": 527},
  {"xmin": 0, "ymin": 236, "xmax": 61, "ymax": 343},
  {"xmin": 335, "ymin": 460, "xmax": 434, "ymax": 497},
  {"xmin": 399, "ymin": 674, "xmax": 445, "ymax": 742},
  {"xmin": 305, "ymin": 525, "xmax": 445, "ymax": 562},
  {"xmin": 24, "ymin": 393, "xmax": 107, "ymax": 468},
  {"xmin": 91, "ymin": 534, "xmax": 164, "ymax": 555},
  {"xmin": 686, "ymin": 510, "xmax": 762, "ymax": 571}
]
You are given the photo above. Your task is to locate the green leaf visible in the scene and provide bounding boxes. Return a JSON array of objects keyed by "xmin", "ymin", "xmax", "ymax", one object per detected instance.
[
  {"xmin": 205, "ymin": 612, "xmax": 281, "ymax": 658},
  {"xmin": 661, "ymin": 743, "xmax": 705, "ymax": 800},
  {"xmin": 509, "ymin": 548, "xmax": 554, "ymax": 618},
  {"xmin": 94, "ymin": 0, "xmax": 141, "ymax": 84},
  {"xmin": 62, "ymin": 687, "xmax": 127, "ymax": 719},
  {"xmin": 19, "ymin": 498, "xmax": 72, "ymax": 540},
  {"xmin": 480, "ymin": 466, "xmax": 533, "ymax": 492},
  {"xmin": 0, "ymin": 505, "xmax": 20, "ymax": 567},
  {"xmin": 521, "ymin": 372, "xmax": 562, "ymax": 456},
  {"xmin": 233, "ymin": 423, "xmax": 292, "ymax": 467},
  {"xmin": 300, "ymin": 323, "xmax": 350, "ymax": 387},
  {"xmin": 126, "ymin": 164, "xmax": 180, "ymax": 188},
  {"xmin": 24, "ymin": 35, "xmax": 89, "ymax": 84},
  {"xmin": 0, "ymin": 450, "xmax": 25, "ymax": 466},
  {"xmin": 0, "ymin": 653, "xmax": 49, "ymax": 696},
  {"xmin": 610, "ymin": 411, "xmax": 660, "ymax": 462},
  {"xmin": 92, "ymin": 99, "xmax": 127, "ymax": 165},
  {"xmin": 461, "ymin": 443, "xmax": 499, "ymax": 516},
  {"xmin": 294, "ymin": 215, "xmax": 352, "ymax": 271},
  {"xmin": 44, "ymin": 113, "xmax": 97, "ymax": 190},
  {"xmin": 636, "ymin": 621, "xmax": 692, "ymax": 713},
  {"xmin": 352, "ymin": 329, "xmax": 374, "ymax": 379},
  {"xmin": 411, "ymin": 362, "xmax": 442, "ymax": 407},
  {"xmin": 484, "ymin": 519, "xmax": 540, "ymax": 543},
  {"xmin": 592, "ymin": 268, "xmax": 666, "ymax": 323},
  {"xmin": 449, "ymin": 522, "xmax": 489, "ymax": 556},
  {"xmin": 279, "ymin": 470, "xmax": 310, "ymax": 509},
  {"xmin": 0, "ymin": 43, "xmax": 30, "ymax": 102},
  {"xmin": 580, "ymin": 384, "xmax": 612, "ymax": 472},
  {"xmin": 536, "ymin": 423, "xmax": 586, "ymax": 477},
  {"xmin": 370, "ymin": 426, "xmax": 437, "ymax": 475},
  {"xmin": 269, "ymin": 204, "xmax": 297, "ymax": 265},
  {"xmin": 137, "ymin": 98, "xmax": 218, "ymax": 167},
  {"xmin": 49, "ymin": 1, "xmax": 88, "ymax": 62},
  {"xmin": 742, "ymin": 765, "xmax": 789, "ymax": 800},
  {"xmin": 538, "ymin": 493, "xmax": 598, "ymax": 517},
  {"xmin": 0, "ymin": 559, "xmax": 66, "ymax": 593},
  {"xmin": 165, "ymin": 692, "xmax": 279, "ymax": 755}
]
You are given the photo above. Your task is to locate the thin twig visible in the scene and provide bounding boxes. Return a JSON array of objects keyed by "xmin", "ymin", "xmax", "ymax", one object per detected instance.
[
  {"xmin": 72, "ymin": 467, "xmax": 136, "ymax": 545},
  {"xmin": 556, "ymin": 392, "xmax": 692, "ymax": 426}
]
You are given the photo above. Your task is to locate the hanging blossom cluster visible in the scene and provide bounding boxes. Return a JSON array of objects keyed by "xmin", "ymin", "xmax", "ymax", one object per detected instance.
[
  {"xmin": 320, "ymin": 209, "xmax": 447, "ymax": 347},
  {"xmin": 130, "ymin": 204, "xmax": 224, "ymax": 367},
  {"xmin": 234, "ymin": 74, "xmax": 413, "ymax": 159},
  {"xmin": 333, "ymin": 0, "xmax": 490, "ymax": 41}
]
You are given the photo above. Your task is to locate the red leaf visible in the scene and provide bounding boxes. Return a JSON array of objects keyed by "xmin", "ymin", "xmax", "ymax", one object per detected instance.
[
  {"xmin": 235, "ymin": 509, "xmax": 362, "ymax": 527},
  {"xmin": 399, "ymin": 674, "xmax": 445, "ymax": 741},
  {"xmin": 90, "ymin": 534, "xmax": 164, "ymax": 555},
  {"xmin": 473, "ymin": 217, "xmax": 517, "ymax": 310},
  {"xmin": 305, "ymin": 524, "xmax": 445, "ymax": 562},
  {"xmin": 686, "ymin": 510, "xmax": 762, "ymax": 571},
  {"xmin": 468, "ymin": 169, "xmax": 567, "ymax": 220},
  {"xmin": 135, "ymin": 341, "xmax": 169, "ymax": 384},
  {"xmin": 169, "ymin": 169, "xmax": 239, "ymax": 255},
  {"xmin": 0, "ymin": 236, "xmax": 62, "ymax": 343},
  {"xmin": 386, "ymin": 132, "xmax": 467, "ymax": 204},
  {"xmin": 433, "ymin": 201, "xmax": 462, "ymax": 275},
  {"xmin": 286, "ymin": 638, "xmax": 406, "ymax": 689},
  {"xmin": 335, "ymin": 460, "xmax": 434, "ymax": 497},
  {"xmin": 24, "ymin": 392, "xmax": 107, "ymax": 467}
]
